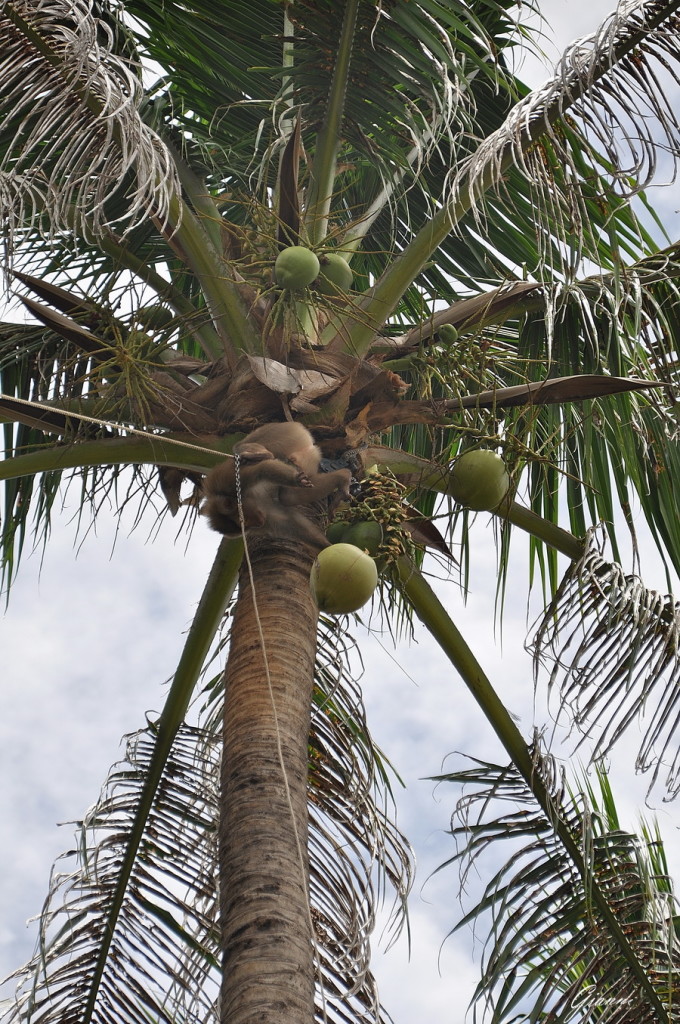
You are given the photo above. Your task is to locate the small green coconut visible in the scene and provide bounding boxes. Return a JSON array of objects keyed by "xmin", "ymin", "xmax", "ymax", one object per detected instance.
[
  {"xmin": 438, "ymin": 324, "xmax": 459, "ymax": 344},
  {"xmin": 325, "ymin": 521, "xmax": 350, "ymax": 545},
  {"xmin": 342, "ymin": 520, "xmax": 383, "ymax": 556},
  {"xmin": 136, "ymin": 304, "xmax": 174, "ymax": 330},
  {"xmin": 274, "ymin": 246, "xmax": 320, "ymax": 290},
  {"xmin": 317, "ymin": 253, "xmax": 354, "ymax": 295},
  {"xmin": 449, "ymin": 449, "xmax": 510, "ymax": 512},
  {"xmin": 311, "ymin": 543, "xmax": 378, "ymax": 614}
]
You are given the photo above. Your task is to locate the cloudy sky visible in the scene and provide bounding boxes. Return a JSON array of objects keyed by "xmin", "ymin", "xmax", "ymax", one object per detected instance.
[{"xmin": 2, "ymin": 2, "xmax": 680, "ymax": 1022}]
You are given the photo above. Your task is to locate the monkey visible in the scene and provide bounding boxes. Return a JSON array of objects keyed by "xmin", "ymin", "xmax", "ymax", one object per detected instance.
[
  {"xmin": 203, "ymin": 447, "xmax": 311, "ymax": 535},
  {"xmin": 202, "ymin": 422, "xmax": 352, "ymax": 550},
  {"xmin": 240, "ymin": 422, "xmax": 323, "ymax": 478}
]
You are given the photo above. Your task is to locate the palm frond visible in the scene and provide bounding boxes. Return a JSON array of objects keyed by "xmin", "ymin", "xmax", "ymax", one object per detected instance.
[
  {"xmin": 3, "ymin": 618, "xmax": 411, "ymax": 1024},
  {"xmin": 120, "ymin": 0, "xmax": 541, "ymax": 329},
  {"xmin": 2, "ymin": 721, "xmax": 222, "ymax": 1024},
  {"xmin": 532, "ymin": 527, "xmax": 680, "ymax": 798},
  {"xmin": 504, "ymin": 242, "xmax": 680, "ymax": 571},
  {"xmin": 0, "ymin": 0, "xmax": 180, "ymax": 261},
  {"xmin": 436, "ymin": 750, "xmax": 680, "ymax": 1023},
  {"xmin": 126, "ymin": 0, "xmax": 522, "ymax": 198},
  {"xmin": 289, "ymin": 619, "xmax": 414, "ymax": 1023},
  {"xmin": 453, "ymin": 0, "xmax": 680, "ymax": 282},
  {"xmin": 0, "ymin": 314, "xmax": 122, "ymax": 589},
  {"xmin": 333, "ymin": 0, "xmax": 680, "ymax": 363}
]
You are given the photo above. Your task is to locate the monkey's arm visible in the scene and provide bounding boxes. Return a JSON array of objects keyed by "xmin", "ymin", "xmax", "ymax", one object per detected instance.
[{"xmin": 278, "ymin": 468, "xmax": 351, "ymax": 506}]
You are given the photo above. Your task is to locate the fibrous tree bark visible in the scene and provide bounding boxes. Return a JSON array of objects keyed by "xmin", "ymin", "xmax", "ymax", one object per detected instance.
[{"xmin": 220, "ymin": 537, "xmax": 319, "ymax": 1024}]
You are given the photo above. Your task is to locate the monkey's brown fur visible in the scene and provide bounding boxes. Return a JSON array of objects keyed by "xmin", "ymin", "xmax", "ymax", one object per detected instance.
[{"xmin": 203, "ymin": 423, "xmax": 351, "ymax": 550}]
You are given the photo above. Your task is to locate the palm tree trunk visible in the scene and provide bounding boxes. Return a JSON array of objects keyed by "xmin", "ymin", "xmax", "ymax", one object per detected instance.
[{"xmin": 219, "ymin": 538, "xmax": 318, "ymax": 1024}]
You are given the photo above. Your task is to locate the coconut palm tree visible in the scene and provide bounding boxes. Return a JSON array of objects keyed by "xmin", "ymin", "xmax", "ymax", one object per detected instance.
[{"xmin": 2, "ymin": 1, "xmax": 680, "ymax": 1022}]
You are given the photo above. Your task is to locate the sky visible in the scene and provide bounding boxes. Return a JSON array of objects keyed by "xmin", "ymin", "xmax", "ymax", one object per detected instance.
[{"xmin": 1, "ymin": 2, "xmax": 680, "ymax": 1022}]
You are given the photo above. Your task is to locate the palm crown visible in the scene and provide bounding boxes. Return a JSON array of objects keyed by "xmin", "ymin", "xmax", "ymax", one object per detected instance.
[{"xmin": 2, "ymin": 1, "xmax": 680, "ymax": 1022}]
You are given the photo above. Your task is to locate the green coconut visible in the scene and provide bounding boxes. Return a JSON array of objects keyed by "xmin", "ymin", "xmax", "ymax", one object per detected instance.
[
  {"xmin": 325, "ymin": 521, "xmax": 350, "ymax": 545},
  {"xmin": 311, "ymin": 543, "xmax": 379, "ymax": 614},
  {"xmin": 274, "ymin": 246, "xmax": 320, "ymax": 290},
  {"xmin": 342, "ymin": 520, "xmax": 383, "ymax": 556},
  {"xmin": 136, "ymin": 304, "xmax": 175, "ymax": 330},
  {"xmin": 316, "ymin": 253, "xmax": 354, "ymax": 295},
  {"xmin": 449, "ymin": 449, "xmax": 510, "ymax": 511},
  {"xmin": 438, "ymin": 323, "xmax": 459, "ymax": 344}
]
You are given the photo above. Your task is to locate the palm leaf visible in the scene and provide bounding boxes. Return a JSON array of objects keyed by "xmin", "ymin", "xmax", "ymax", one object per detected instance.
[
  {"xmin": 397, "ymin": 556, "xmax": 680, "ymax": 1020},
  {"xmin": 0, "ymin": 317, "xmax": 103, "ymax": 587},
  {"xmin": 2, "ymin": 537, "xmax": 239, "ymax": 1023},
  {"xmin": 435, "ymin": 755, "xmax": 680, "ymax": 1023},
  {"xmin": 0, "ymin": 0, "xmax": 179, "ymax": 251},
  {"xmin": 450, "ymin": 0, "xmax": 680, "ymax": 279},
  {"xmin": 3, "ymin": 615, "xmax": 411, "ymax": 1024},
  {"xmin": 125, "ymin": 0, "xmax": 517, "ymax": 195},
  {"xmin": 303, "ymin": 620, "xmax": 413, "ymax": 1021},
  {"xmin": 532, "ymin": 527, "xmax": 680, "ymax": 798},
  {"xmin": 3, "ymin": 718, "xmax": 222, "ymax": 1024}
]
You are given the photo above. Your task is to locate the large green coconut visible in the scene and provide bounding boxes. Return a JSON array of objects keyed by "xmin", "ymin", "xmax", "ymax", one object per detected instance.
[
  {"xmin": 449, "ymin": 449, "xmax": 510, "ymax": 511},
  {"xmin": 274, "ymin": 246, "xmax": 320, "ymax": 290},
  {"xmin": 316, "ymin": 253, "xmax": 354, "ymax": 295},
  {"xmin": 311, "ymin": 543, "xmax": 378, "ymax": 614},
  {"xmin": 136, "ymin": 304, "xmax": 174, "ymax": 330}
]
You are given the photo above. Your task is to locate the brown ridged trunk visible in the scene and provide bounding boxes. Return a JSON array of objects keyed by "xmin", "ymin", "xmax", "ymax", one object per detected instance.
[{"xmin": 219, "ymin": 538, "xmax": 318, "ymax": 1024}]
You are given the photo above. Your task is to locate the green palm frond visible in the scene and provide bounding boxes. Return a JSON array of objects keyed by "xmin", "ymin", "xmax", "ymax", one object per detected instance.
[
  {"xmin": 436, "ymin": 754, "xmax": 680, "ymax": 1023},
  {"xmin": 532, "ymin": 527, "xmax": 680, "ymax": 798},
  {"xmin": 126, "ymin": 0, "xmax": 522, "ymax": 195},
  {"xmin": 377, "ymin": 247, "xmax": 680, "ymax": 578},
  {"xmin": 0, "ymin": 314, "xmax": 123, "ymax": 586},
  {"xmin": 1, "ymin": 537, "xmax": 239, "ymax": 1023},
  {"xmin": 0, "ymin": 279, "xmax": 227, "ymax": 589},
  {"xmin": 507, "ymin": 246, "xmax": 680, "ymax": 572},
  {"xmin": 110, "ymin": 0, "xmax": 541, "ymax": 326}
]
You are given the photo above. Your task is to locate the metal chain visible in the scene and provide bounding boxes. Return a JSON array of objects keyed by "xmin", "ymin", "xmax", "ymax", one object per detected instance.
[{"xmin": 234, "ymin": 452, "xmax": 245, "ymax": 528}]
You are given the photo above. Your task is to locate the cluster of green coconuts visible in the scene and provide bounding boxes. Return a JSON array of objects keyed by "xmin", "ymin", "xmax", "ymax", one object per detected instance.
[
  {"xmin": 274, "ymin": 245, "xmax": 353, "ymax": 294},
  {"xmin": 274, "ymin": 246, "xmax": 511, "ymax": 612},
  {"xmin": 311, "ymin": 452, "xmax": 510, "ymax": 615}
]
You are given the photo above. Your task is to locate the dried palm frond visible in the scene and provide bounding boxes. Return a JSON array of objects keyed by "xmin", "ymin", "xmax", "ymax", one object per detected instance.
[
  {"xmin": 0, "ymin": 0, "xmax": 180, "ymax": 265},
  {"xmin": 531, "ymin": 527, "xmax": 680, "ymax": 797},
  {"xmin": 454, "ymin": 0, "xmax": 680, "ymax": 281},
  {"xmin": 2, "ymin": 621, "xmax": 411, "ymax": 1024},
  {"xmin": 435, "ymin": 749, "xmax": 680, "ymax": 1023}
]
